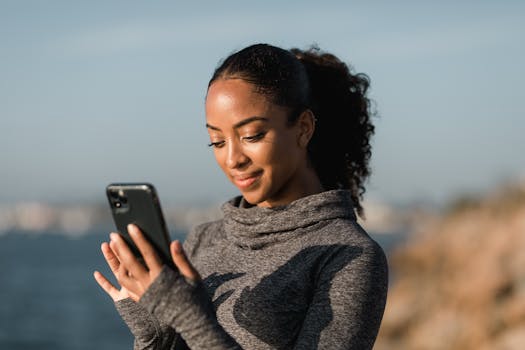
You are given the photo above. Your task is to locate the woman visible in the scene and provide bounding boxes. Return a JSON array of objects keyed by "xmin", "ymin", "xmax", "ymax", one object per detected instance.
[{"xmin": 94, "ymin": 43, "xmax": 388, "ymax": 349}]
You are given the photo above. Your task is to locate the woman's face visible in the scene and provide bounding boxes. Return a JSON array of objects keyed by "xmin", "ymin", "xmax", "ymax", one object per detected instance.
[{"xmin": 205, "ymin": 78, "xmax": 315, "ymax": 207}]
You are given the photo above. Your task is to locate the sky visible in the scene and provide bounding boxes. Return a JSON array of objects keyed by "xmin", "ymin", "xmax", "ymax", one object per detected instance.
[{"xmin": 1, "ymin": 0, "xmax": 524, "ymax": 207}]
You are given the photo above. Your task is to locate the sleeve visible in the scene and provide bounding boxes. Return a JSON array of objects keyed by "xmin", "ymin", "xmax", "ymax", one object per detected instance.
[
  {"xmin": 138, "ymin": 266, "xmax": 242, "ymax": 350},
  {"xmin": 115, "ymin": 297, "xmax": 187, "ymax": 350},
  {"xmin": 293, "ymin": 242, "xmax": 389, "ymax": 350}
]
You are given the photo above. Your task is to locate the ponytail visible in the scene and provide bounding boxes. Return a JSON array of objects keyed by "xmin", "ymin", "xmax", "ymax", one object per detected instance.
[{"xmin": 291, "ymin": 47, "xmax": 375, "ymax": 217}]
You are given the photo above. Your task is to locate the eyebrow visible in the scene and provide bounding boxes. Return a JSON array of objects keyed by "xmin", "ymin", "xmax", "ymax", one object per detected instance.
[{"xmin": 206, "ymin": 116, "xmax": 269, "ymax": 131}]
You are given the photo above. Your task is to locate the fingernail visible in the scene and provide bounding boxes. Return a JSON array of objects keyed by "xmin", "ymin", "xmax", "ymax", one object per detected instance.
[
  {"xmin": 173, "ymin": 240, "xmax": 181, "ymax": 253},
  {"xmin": 110, "ymin": 233, "xmax": 118, "ymax": 241},
  {"xmin": 127, "ymin": 224, "xmax": 136, "ymax": 234}
]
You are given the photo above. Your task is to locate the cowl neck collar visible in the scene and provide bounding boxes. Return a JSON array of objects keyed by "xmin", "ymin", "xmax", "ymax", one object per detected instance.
[{"xmin": 221, "ymin": 190, "xmax": 356, "ymax": 249}]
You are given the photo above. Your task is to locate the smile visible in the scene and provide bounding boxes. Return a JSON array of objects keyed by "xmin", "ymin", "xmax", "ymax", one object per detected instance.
[{"xmin": 232, "ymin": 171, "xmax": 263, "ymax": 190}]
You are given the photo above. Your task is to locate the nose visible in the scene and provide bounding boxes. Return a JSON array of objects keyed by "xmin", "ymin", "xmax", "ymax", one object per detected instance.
[{"xmin": 225, "ymin": 139, "xmax": 249, "ymax": 169}]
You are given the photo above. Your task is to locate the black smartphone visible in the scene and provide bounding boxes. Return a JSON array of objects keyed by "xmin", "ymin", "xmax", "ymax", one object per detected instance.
[{"xmin": 106, "ymin": 183, "xmax": 174, "ymax": 268}]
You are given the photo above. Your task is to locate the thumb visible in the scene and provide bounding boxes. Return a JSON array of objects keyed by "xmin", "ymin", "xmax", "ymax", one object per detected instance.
[{"xmin": 170, "ymin": 240, "xmax": 200, "ymax": 282}]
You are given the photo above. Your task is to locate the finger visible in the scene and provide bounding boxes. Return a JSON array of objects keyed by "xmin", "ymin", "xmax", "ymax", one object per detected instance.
[
  {"xmin": 171, "ymin": 240, "xmax": 200, "ymax": 281},
  {"xmin": 110, "ymin": 233, "xmax": 148, "ymax": 281},
  {"xmin": 93, "ymin": 270, "xmax": 121, "ymax": 301},
  {"xmin": 128, "ymin": 224, "xmax": 163, "ymax": 272},
  {"xmin": 109, "ymin": 240, "xmax": 137, "ymax": 286},
  {"xmin": 108, "ymin": 239, "xmax": 127, "ymax": 274},
  {"xmin": 101, "ymin": 241, "xmax": 120, "ymax": 274}
]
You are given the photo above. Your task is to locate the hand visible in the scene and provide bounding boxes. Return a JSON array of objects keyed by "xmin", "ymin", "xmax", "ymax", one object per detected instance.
[
  {"xmin": 93, "ymin": 242, "xmax": 140, "ymax": 302},
  {"xmin": 94, "ymin": 224, "xmax": 200, "ymax": 302}
]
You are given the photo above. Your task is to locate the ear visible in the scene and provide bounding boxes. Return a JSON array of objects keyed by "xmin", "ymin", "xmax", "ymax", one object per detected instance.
[{"xmin": 296, "ymin": 109, "xmax": 316, "ymax": 148}]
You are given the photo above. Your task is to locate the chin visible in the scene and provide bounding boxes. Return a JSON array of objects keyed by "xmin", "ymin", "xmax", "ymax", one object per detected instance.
[
  {"xmin": 241, "ymin": 193, "xmax": 263, "ymax": 206},
  {"xmin": 240, "ymin": 189, "xmax": 268, "ymax": 207}
]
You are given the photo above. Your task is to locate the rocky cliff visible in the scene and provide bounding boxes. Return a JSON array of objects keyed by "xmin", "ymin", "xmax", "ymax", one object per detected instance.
[{"xmin": 375, "ymin": 183, "xmax": 525, "ymax": 349}]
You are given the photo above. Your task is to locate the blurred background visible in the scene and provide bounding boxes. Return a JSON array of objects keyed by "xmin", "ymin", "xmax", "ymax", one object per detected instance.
[{"xmin": 1, "ymin": 1, "xmax": 524, "ymax": 349}]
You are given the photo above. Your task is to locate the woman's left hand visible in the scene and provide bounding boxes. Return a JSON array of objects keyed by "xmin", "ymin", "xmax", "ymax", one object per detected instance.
[{"xmin": 100, "ymin": 224, "xmax": 200, "ymax": 301}]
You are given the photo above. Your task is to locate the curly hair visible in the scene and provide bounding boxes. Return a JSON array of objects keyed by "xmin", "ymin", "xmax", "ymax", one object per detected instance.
[{"xmin": 209, "ymin": 43, "xmax": 376, "ymax": 217}]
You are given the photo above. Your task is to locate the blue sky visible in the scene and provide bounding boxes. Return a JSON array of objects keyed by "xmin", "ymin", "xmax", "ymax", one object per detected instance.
[{"xmin": 1, "ymin": 1, "xmax": 524, "ymax": 206}]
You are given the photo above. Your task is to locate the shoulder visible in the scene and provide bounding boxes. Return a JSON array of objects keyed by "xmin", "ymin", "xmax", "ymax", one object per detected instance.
[
  {"xmin": 310, "ymin": 217, "xmax": 379, "ymax": 247},
  {"xmin": 311, "ymin": 218, "xmax": 388, "ymax": 279}
]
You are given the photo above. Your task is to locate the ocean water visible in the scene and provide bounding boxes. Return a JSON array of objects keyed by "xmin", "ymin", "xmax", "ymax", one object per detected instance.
[{"xmin": 0, "ymin": 230, "xmax": 402, "ymax": 350}]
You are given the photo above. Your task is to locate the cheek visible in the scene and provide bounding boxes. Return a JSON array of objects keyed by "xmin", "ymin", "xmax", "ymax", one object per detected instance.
[
  {"xmin": 244, "ymin": 142, "xmax": 279, "ymax": 167},
  {"xmin": 249, "ymin": 138, "xmax": 297, "ymax": 172}
]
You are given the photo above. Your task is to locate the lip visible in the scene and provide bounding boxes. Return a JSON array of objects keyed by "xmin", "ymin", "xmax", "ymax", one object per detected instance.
[{"xmin": 232, "ymin": 171, "xmax": 263, "ymax": 190}]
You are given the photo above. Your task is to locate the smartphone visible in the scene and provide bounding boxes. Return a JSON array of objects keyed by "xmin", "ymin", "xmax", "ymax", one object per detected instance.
[{"xmin": 106, "ymin": 183, "xmax": 174, "ymax": 268}]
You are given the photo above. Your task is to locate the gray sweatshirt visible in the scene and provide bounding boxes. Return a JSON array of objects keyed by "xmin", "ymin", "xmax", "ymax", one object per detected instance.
[{"xmin": 115, "ymin": 190, "xmax": 388, "ymax": 349}]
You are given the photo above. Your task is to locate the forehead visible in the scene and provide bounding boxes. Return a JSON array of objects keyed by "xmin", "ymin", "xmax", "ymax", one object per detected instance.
[
  {"xmin": 205, "ymin": 79, "xmax": 294, "ymax": 132},
  {"xmin": 206, "ymin": 79, "xmax": 272, "ymax": 118}
]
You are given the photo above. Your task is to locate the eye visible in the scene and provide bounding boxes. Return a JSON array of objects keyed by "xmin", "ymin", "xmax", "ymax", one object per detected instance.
[
  {"xmin": 242, "ymin": 132, "xmax": 266, "ymax": 142},
  {"xmin": 208, "ymin": 140, "xmax": 225, "ymax": 148}
]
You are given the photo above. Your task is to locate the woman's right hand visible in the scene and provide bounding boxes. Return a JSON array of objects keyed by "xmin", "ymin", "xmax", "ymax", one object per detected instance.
[{"xmin": 94, "ymin": 241, "xmax": 140, "ymax": 302}]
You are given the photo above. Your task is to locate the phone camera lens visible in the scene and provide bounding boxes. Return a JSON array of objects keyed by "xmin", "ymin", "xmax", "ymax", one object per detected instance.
[{"xmin": 120, "ymin": 197, "xmax": 128, "ymax": 204}]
